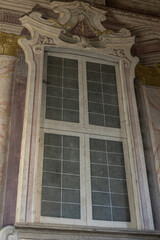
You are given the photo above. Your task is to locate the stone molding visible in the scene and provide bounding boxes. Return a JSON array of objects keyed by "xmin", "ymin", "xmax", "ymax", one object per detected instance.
[
  {"xmin": 0, "ymin": 0, "xmax": 160, "ymax": 29},
  {"xmin": 0, "ymin": 10, "xmax": 23, "ymax": 35},
  {"xmin": 15, "ymin": 224, "xmax": 160, "ymax": 240},
  {"xmin": 0, "ymin": 32, "xmax": 22, "ymax": 56},
  {"xmin": 106, "ymin": 7, "xmax": 160, "ymax": 29},
  {"xmin": 0, "ymin": 226, "xmax": 18, "ymax": 240},
  {"xmin": 0, "ymin": 0, "xmax": 50, "ymax": 13},
  {"xmin": 0, "ymin": 9, "xmax": 22, "ymax": 25},
  {"xmin": 0, "ymin": 23, "xmax": 23, "ymax": 36}
]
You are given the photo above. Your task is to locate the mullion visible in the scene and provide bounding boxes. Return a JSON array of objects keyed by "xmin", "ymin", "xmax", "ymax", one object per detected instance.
[
  {"xmin": 62, "ymin": 59, "xmax": 64, "ymax": 121},
  {"xmin": 100, "ymin": 64, "xmax": 105, "ymax": 125},
  {"xmin": 60, "ymin": 136, "xmax": 63, "ymax": 217}
]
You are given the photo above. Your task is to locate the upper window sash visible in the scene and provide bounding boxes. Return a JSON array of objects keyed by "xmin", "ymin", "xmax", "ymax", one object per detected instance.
[{"xmin": 42, "ymin": 52, "xmax": 126, "ymax": 139}]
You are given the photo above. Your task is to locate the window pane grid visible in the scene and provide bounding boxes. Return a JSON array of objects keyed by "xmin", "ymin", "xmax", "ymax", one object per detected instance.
[
  {"xmin": 88, "ymin": 91, "xmax": 118, "ymax": 98},
  {"xmin": 46, "ymin": 56, "xmax": 79, "ymax": 123},
  {"xmin": 91, "ymin": 190, "xmax": 128, "ymax": 195},
  {"xmin": 42, "ymin": 200, "xmax": 80, "ymax": 205},
  {"xmin": 42, "ymin": 186, "xmax": 80, "ymax": 191},
  {"xmin": 44, "ymin": 158, "xmax": 80, "ymax": 163},
  {"xmin": 90, "ymin": 138, "xmax": 130, "ymax": 222},
  {"xmin": 91, "ymin": 204, "xmax": 129, "ymax": 209},
  {"xmin": 88, "ymin": 112, "xmax": 120, "ymax": 118},
  {"xmin": 41, "ymin": 133, "xmax": 81, "ymax": 219},
  {"xmin": 46, "ymin": 106, "xmax": 79, "ymax": 112},
  {"xmin": 46, "ymin": 94, "xmax": 79, "ymax": 101},
  {"xmin": 43, "ymin": 171, "xmax": 80, "ymax": 177},
  {"xmin": 41, "ymin": 54, "xmax": 133, "ymax": 226},
  {"xmin": 87, "ymin": 62, "xmax": 120, "ymax": 128}
]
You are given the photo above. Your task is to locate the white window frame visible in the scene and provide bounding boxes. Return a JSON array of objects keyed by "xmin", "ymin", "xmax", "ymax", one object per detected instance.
[{"xmin": 36, "ymin": 50, "xmax": 137, "ymax": 228}]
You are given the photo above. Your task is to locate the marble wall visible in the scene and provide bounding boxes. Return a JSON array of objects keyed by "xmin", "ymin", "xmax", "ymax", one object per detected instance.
[
  {"xmin": 2, "ymin": 52, "xmax": 27, "ymax": 226},
  {"xmin": 143, "ymin": 86, "xmax": 160, "ymax": 190},
  {"xmin": 0, "ymin": 56, "xmax": 16, "ymax": 226},
  {"xmin": 135, "ymin": 82, "xmax": 160, "ymax": 229}
]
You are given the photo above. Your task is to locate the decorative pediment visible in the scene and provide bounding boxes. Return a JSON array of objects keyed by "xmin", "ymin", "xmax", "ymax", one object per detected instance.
[
  {"xmin": 19, "ymin": 1, "xmax": 133, "ymax": 49},
  {"xmin": 48, "ymin": 1, "xmax": 111, "ymax": 38}
]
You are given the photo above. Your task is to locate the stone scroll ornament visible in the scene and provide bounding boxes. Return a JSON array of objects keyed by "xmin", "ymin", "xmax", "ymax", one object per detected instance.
[
  {"xmin": 18, "ymin": 0, "xmax": 134, "ymax": 52},
  {"xmin": 0, "ymin": 226, "xmax": 18, "ymax": 240}
]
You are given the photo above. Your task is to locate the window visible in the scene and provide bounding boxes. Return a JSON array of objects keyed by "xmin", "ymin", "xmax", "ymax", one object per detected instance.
[{"xmin": 38, "ymin": 51, "xmax": 136, "ymax": 228}]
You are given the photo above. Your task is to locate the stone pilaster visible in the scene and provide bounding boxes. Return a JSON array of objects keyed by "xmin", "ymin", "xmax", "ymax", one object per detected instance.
[{"xmin": 0, "ymin": 32, "xmax": 21, "ymax": 227}]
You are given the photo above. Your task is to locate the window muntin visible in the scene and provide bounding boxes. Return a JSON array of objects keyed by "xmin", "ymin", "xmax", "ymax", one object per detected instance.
[{"xmin": 39, "ymin": 52, "xmax": 136, "ymax": 228}]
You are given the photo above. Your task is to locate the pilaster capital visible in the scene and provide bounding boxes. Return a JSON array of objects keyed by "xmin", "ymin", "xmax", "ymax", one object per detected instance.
[
  {"xmin": 0, "ymin": 226, "xmax": 18, "ymax": 240},
  {"xmin": 0, "ymin": 32, "xmax": 22, "ymax": 57}
]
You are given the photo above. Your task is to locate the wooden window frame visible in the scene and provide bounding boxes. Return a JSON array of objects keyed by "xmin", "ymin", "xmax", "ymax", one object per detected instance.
[{"xmin": 36, "ymin": 50, "xmax": 138, "ymax": 228}]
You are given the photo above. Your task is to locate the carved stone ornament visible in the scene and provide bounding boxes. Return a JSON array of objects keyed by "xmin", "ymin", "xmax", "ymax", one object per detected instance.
[
  {"xmin": 19, "ymin": 1, "xmax": 134, "ymax": 51},
  {"xmin": 48, "ymin": 1, "xmax": 110, "ymax": 36},
  {"xmin": 0, "ymin": 226, "xmax": 18, "ymax": 240},
  {"xmin": 0, "ymin": 32, "xmax": 22, "ymax": 57}
]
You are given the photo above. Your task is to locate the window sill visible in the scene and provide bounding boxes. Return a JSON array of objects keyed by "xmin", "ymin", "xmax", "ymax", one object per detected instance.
[{"xmin": 15, "ymin": 222, "xmax": 160, "ymax": 240}]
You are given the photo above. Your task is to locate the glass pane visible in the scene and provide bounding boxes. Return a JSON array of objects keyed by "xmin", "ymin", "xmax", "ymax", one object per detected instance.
[
  {"xmin": 41, "ymin": 202, "xmax": 61, "ymax": 218},
  {"xmin": 87, "ymin": 62, "xmax": 120, "ymax": 128},
  {"xmin": 43, "ymin": 159, "xmax": 61, "ymax": 172},
  {"xmin": 62, "ymin": 204, "xmax": 80, "ymax": 219},
  {"xmin": 92, "ymin": 192, "xmax": 110, "ymax": 206},
  {"xmin": 90, "ymin": 138, "xmax": 130, "ymax": 222},
  {"xmin": 42, "ymin": 187, "xmax": 61, "ymax": 202},
  {"xmin": 112, "ymin": 207, "xmax": 130, "ymax": 222},
  {"xmin": 93, "ymin": 206, "xmax": 111, "ymax": 221},
  {"xmin": 46, "ymin": 56, "xmax": 79, "ymax": 123},
  {"xmin": 62, "ymin": 189, "xmax": 80, "ymax": 203},
  {"xmin": 41, "ymin": 133, "xmax": 80, "ymax": 219}
]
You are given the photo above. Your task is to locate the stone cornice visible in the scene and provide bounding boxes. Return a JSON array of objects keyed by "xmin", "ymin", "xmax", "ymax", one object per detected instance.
[
  {"xmin": 0, "ymin": 9, "xmax": 22, "ymax": 24},
  {"xmin": 105, "ymin": 7, "xmax": 160, "ymax": 30},
  {"xmin": 0, "ymin": 0, "xmax": 50, "ymax": 13},
  {"xmin": 0, "ymin": 22, "xmax": 23, "ymax": 35},
  {"xmin": 0, "ymin": 9, "xmax": 24, "ymax": 35},
  {"xmin": 15, "ymin": 223, "xmax": 160, "ymax": 239},
  {"xmin": 0, "ymin": 0, "xmax": 160, "ymax": 29}
]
